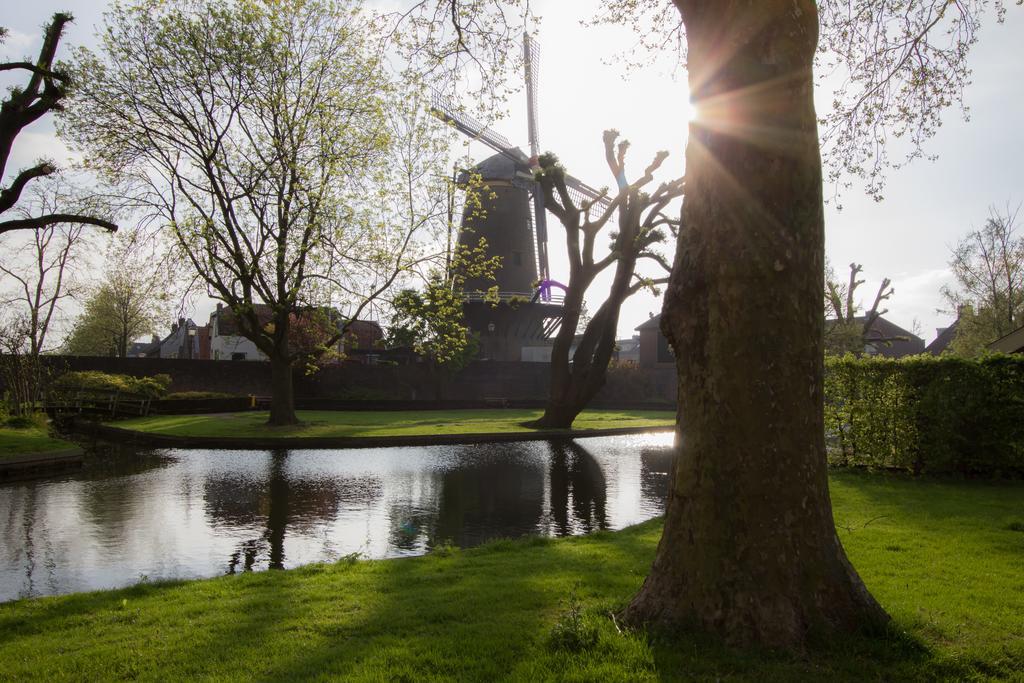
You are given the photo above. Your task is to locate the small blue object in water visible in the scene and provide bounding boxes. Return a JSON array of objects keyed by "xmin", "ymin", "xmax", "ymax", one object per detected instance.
[{"xmin": 399, "ymin": 521, "xmax": 417, "ymax": 536}]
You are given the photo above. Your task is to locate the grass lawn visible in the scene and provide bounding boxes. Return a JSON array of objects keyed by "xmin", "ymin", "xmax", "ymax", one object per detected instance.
[
  {"xmin": 112, "ymin": 408, "xmax": 676, "ymax": 439},
  {"xmin": 0, "ymin": 425, "xmax": 77, "ymax": 461},
  {"xmin": 1, "ymin": 471, "xmax": 1022, "ymax": 680}
]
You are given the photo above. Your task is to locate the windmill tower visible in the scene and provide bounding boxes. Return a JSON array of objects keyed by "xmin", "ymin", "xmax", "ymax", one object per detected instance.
[{"xmin": 433, "ymin": 34, "xmax": 611, "ymax": 361}]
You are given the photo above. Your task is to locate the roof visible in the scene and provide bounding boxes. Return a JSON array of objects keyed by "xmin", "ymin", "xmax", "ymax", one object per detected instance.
[
  {"xmin": 458, "ymin": 150, "xmax": 528, "ymax": 183},
  {"xmin": 637, "ymin": 313, "xmax": 925, "ymax": 357},
  {"xmin": 212, "ymin": 304, "xmax": 274, "ymax": 336},
  {"xmin": 988, "ymin": 323, "xmax": 1024, "ymax": 354},
  {"xmin": 924, "ymin": 319, "xmax": 959, "ymax": 355},
  {"xmin": 828, "ymin": 315, "xmax": 924, "ymax": 358},
  {"xmin": 635, "ymin": 315, "xmax": 662, "ymax": 332},
  {"xmin": 212, "ymin": 303, "xmax": 381, "ymax": 341}
]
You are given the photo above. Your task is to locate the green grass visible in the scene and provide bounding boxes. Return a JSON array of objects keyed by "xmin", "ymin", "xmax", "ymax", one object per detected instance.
[
  {"xmin": 113, "ymin": 408, "xmax": 676, "ymax": 439},
  {"xmin": 1, "ymin": 471, "xmax": 1022, "ymax": 681},
  {"xmin": 0, "ymin": 425, "xmax": 77, "ymax": 460}
]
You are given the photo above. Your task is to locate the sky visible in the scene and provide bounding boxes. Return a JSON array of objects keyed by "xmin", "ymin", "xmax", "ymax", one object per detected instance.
[{"xmin": 3, "ymin": 1, "xmax": 1023, "ymax": 345}]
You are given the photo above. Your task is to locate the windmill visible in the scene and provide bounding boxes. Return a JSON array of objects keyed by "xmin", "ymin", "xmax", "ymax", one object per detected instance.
[
  {"xmin": 432, "ymin": 34, "xmax": 612, "ymax": 360},
  {"xmin": 432, "ymin": 33, "xmax": 611, "ymax": 302}
]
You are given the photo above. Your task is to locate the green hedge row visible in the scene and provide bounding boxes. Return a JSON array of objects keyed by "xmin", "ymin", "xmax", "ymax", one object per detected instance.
[
  {"xmin": 51, "ymin": 371, "xmax": 173, "ymax": 400},
  {"xmin": 824, "ymin": 354, "xmax": 1024, "ymax": 476}
]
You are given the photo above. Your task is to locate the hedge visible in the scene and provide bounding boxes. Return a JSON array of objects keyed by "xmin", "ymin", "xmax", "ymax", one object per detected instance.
[
  {"xmin": 824, "ymin": 354, "xmax": 1024, "ymax": 476},
  {"xmin": 50, "ymin": 371, "xmax": 172, "ymax": 400}
]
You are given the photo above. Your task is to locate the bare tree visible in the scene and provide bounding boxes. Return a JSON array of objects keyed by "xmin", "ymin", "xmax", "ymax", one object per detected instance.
[
  {"xmin": 0, "ymin": 14, "xmax": 117, "ymax": 236},
  {"xmin": 0, "ymin": 183, "xmax": 99, "ymax": 356},
  {"xmin": 825, "ymin": 261, "xmax": 903, "ymax": 355},
  {"xmin": 530, "ymin": 130, "xmax": 682, "ymax": 428}
]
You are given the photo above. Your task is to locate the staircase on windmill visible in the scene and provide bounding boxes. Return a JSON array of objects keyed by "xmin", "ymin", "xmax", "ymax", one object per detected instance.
[{"xmin": 432, "ymin": 33, "xmax": 612, "ymax": 362}]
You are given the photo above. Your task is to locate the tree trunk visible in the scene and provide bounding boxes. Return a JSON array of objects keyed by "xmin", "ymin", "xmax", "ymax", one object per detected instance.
[
  {"xmin": 268, "ymin": 352, "xmax": 298, "ymax": 426},
  {"xmin": 534, "ymin": 300, "xmax": 617, "ymax": 429},
  {"xmin": 623, "ymin": 0, "xmax": 888, "ymax": 647}
]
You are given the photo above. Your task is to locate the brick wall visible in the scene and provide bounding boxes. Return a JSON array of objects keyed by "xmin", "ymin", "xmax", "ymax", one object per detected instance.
[{"xmin": 11, "ymin": 355, "xmax": 676, "ymax": 406}]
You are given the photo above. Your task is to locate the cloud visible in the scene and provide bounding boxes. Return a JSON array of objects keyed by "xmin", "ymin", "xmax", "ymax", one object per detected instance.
[
  {"xmin": 0, "ymin": 28, "xmax": 36, "ymax": 60},
  {"xmin": 2, "ymin": 131, "xmax": 78, "ymax": 183}
]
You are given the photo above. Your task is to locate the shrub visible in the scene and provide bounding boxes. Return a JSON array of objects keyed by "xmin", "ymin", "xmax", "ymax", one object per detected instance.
[
  {"xmin": 546, "ymin": 587, "xmax": 599, "ymax": 652},
  {"xmin": 2, "ymin": 412, "xmax": 49, "ymax": 430},
  {"xmin": 51, "ymin": 371, "xmax": 172, "ymax": 399},
  {"xmin": 825, "ymin": 354, "xmax": 1024, "ymax": 476},
  {"xmin": 162, "ymin": 391, "xmax": 236, "ymax": 400}
]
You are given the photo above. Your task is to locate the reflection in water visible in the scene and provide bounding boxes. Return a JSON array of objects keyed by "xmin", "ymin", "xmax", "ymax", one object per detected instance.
[
  {"xmin": 548, "ymin": 441, "xmax": 608, "ymax": 535},
  {"xmin": 0, "ymin": 433, "xmax": 674, "ymax": 600}
]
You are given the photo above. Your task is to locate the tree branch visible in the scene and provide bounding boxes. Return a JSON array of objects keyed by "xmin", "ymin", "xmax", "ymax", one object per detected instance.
[{"xmin": 0, "ymin": 213, "xmax": 118, "ymax": 235}]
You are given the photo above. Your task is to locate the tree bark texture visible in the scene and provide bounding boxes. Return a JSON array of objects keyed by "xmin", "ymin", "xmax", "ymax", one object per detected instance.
[
  {"xmin": 268, "ymin": 352, "xmax": 298, "ymax": 426},
  {"xmin": 624, "ymin": 0, "xmax": 888, "ymax": 647}
]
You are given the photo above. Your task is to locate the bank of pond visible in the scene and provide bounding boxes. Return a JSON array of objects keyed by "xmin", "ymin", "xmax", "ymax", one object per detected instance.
[{"xmin": 0, "ymin": 433, "xmax": 1022, "ymax": 680}]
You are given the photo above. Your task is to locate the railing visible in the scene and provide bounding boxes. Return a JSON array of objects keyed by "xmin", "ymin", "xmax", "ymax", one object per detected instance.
[
  {"xmin": 461, "ymin": 291, "xmax": 565, "ymax": 305},
  {"xmin": 44, "ymin": 389, "xmax": 152, "ymax": 419}
]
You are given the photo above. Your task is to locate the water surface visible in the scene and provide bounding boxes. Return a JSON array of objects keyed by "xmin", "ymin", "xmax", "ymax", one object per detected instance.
[{"xmin": 0, "ymin": 433, "xmax": 673, "ymax": 601}]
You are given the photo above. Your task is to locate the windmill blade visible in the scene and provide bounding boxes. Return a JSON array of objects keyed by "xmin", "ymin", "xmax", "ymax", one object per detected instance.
[
  {"xmin": 531, "ymin": 185, "xmax": 550, "ymax": 285},
  {"xmin": 523, "ymin": 33, "xmax": 541, "ymax": 159},
  {"xmin": 564, "ymin": 173, "xmax": 612, "ymax": 211},
  {"xmin": 430, "ymin": 91, "xmax": 527, "ymax": 164}
]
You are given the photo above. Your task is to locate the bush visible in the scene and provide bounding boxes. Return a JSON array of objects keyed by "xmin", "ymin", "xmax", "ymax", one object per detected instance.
[
  {"xmin": 162, "ymin": 391, "xmax": 236, "ymax": 400},
  {"xmin": 825, "ymin": 354, "xmax": 1024, "ymax": 476},
  {"xmin": 2, "ymin": 412, "xmax": 49, "ymax": 430},
  {"xmin": 51, "ymin": 371, "xmax": 172, "ymax": 400}
]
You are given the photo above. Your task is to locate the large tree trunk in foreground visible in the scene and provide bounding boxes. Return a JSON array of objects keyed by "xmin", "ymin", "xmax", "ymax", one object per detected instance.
[
  {"xmin": 268, "ymin": 352, "xmax": 298, "ymax": 426},
  {"xmin": 624, "ymin": 0, "xmax": 888, "ymax": 647}
]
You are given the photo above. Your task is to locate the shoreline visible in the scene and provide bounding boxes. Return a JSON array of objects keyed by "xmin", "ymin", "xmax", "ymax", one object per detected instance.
[{"xmin": 80, "ymin": 420, "xmax": 675, "ymax": 450}]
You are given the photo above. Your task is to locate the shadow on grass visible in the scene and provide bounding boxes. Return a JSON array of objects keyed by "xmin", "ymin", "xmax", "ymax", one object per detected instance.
[{"xmin": 2, "ymin": 491, "xmax": 1021, "ymax": 679}]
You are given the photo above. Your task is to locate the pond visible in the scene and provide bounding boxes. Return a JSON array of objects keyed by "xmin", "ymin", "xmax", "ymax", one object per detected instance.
[{"xmin": 0, "ymin": 433, "xmax": 674, "ymax": 602}]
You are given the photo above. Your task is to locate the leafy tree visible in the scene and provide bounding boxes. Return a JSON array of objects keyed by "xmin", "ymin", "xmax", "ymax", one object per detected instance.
[
  {"xmin": 942, "ymin": 205, "xmax": 1024, "ymax": 356},
  {"xmin": 388, "ymin": 237, "xmax": 500, "ymax": 394},
  {"xmin": 61, "ymin": 0, "xmax": 448, "ymax": 425},
  {"xmin": 63, "ymin": 255, "xmax": 165, "ymax": 358},
  {"xmin": 529, "ymin": 130, "xmax": 682, "ymax": 428},
  {"xmin": 0, "ymin": 14, "xmax": 117, "ymax": 236}
]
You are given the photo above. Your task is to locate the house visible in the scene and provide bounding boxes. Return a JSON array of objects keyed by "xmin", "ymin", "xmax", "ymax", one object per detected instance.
[
  {"xmin": 988, "ymin": 324, "xmax": 1024, "ymax": 354},
  {"xmin": 342, "ymin": 320, "xmax": 384, "ymax": 354},
  {"xmin": 209, "ymin": 304, "xmax": 271, "ymax": 361},
  {"xmin": 149, "ymin": 318, "xmax": 211, "ymax": 359},
  {"xmin": 636, "ymin": 315, "xmax": 674, "ymax": 369},
  {"xmin": 635, "ymin": 313, "xmax": 925, "ymax": 367},
  {"xmin": 853, "ymin": 316, "xmax": 925, "ymax": 357},
  {"xmin": 127, "ymin": 336, "xmax": 160, "ymax": 357},
  {"xmin": 924, "ymin": 319, "xmax": 959, "ymax": 355},
  {"xmin": 208, "ymin": 303, "xmax": 382, "ymax": 362},
  {"xmin": 615, "ymin": 335, "xmax": 641, "ymax": 365}
]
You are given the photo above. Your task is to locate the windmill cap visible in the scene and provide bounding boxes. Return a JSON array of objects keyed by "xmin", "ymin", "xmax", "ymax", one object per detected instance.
[{"xmin": 458, "ymin": 150, "xmax": 530, "ymax": 184}]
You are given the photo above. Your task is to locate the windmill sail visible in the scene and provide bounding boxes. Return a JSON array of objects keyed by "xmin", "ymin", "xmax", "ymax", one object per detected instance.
[
  {"xmin": 523, "ymin": 33, "xmax": 541, "ymax": 160},
  {"xmin": 430, "ymin": 92, "xmax": 524, "ymax": 163}
]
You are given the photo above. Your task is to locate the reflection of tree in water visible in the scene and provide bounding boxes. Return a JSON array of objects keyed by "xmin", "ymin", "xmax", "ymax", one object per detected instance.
[
  {"xmin": 430, "ymin": 444, "xmax": 546, "ymax": 549},
  {"xmin": 1, "ymin": 442, "xmax": 178, "ymax": 599},
  {"xmin": 1, "ymin": 484, "xmax": 47, "ymax": 598},
  {"xmin": 73, "ymin": 444, "xmax": 177, "ymax": 545},
  {"xmin": 548, "ymin": 440, "xmax": 608, "ymax": 536},
  {"xmin": 640, "ymin": 446, "xmax": 674, "ymax": 510},
  {"xmin": 201, "ymin": 450, "xmax": 381, "ymax": 573}
]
